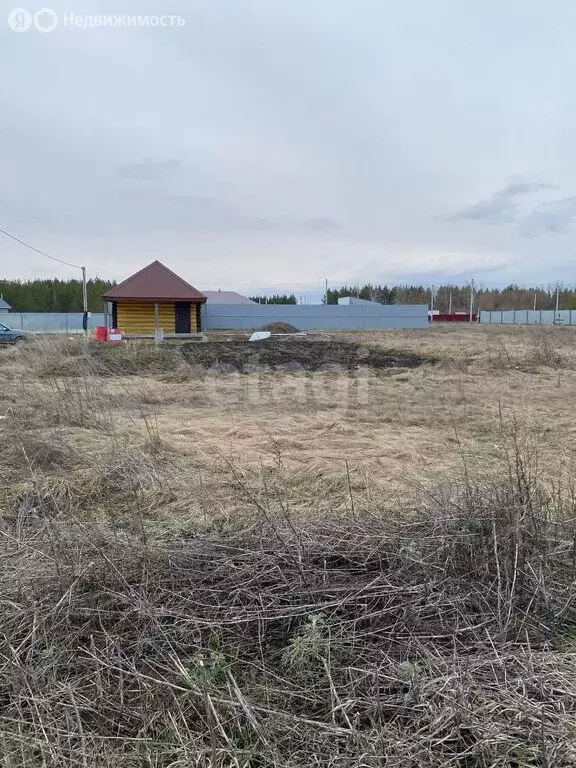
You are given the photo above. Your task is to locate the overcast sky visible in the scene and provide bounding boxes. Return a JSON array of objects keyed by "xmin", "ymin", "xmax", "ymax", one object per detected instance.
[{"xmin": 1, "ymin": 0, "xmax": 576, "ymax": 293}]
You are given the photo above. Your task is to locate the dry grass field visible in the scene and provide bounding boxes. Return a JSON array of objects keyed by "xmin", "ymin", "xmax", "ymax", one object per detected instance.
[{"xmin": 0, "ymin": 324, "xmax": 575, "ymax": 767}]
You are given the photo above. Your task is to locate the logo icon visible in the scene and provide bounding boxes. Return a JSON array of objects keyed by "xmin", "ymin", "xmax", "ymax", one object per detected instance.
[
  {"xmin": 7, "ymin": 7, "xmax": 58, "ymax": 31},
  {"xmin": 8, "ymin": 8, "xmax": 32, "ymax": 31},
  {"xmin": 34, "ymin": 7, "xmax": 57, "ymax": 31}
]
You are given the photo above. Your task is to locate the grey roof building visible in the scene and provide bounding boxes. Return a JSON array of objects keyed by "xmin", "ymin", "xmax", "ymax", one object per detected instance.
[
  {"xmin": 202, "ymin": 290, "xmax": 255, "ymax": 304},
  {"xmin": 0, "ymin": 295, "xmax": 11, "ymax": 312}
]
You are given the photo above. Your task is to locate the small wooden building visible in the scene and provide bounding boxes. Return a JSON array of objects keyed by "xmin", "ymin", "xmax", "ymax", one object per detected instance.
[{"xmin": 103, "ymin": 261, "xmax": 206, "ymax": 335}]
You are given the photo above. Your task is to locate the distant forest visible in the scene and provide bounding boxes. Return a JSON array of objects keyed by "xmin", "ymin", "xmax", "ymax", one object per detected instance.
[
  {"xmin": 1, "ymin": 278, "xmax": 576, "ymax": 313},
  {"xmin": 0, "ymin": 278, "xmax": 116, "ymax": 312},
  {"xmin": 325, "ymin": 284, "xmax": 576, "ymax": 312},
  {"xmin": 249, "ymin": 294, "xmax": 297, "ymax": 304}
]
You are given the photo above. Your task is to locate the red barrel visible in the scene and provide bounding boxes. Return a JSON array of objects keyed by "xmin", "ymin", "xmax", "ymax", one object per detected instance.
[{"xmin": 94, "ymin": 326, "xmax": 108, "ymax": 342}]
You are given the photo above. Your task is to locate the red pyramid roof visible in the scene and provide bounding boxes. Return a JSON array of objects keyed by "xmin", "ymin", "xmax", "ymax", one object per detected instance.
[{"xmin": 103, "ymin": 261, "xmax": 206, "ymax": 302}]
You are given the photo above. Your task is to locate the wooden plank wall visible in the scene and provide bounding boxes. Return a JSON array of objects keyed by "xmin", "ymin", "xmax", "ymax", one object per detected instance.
[
  {"xmin": 189, "ymin": 304, "xmax": 199, "ymax": 333},
  {"xmin": 116, "ymin": 302, "xmax": 175, "ymax": 334}
]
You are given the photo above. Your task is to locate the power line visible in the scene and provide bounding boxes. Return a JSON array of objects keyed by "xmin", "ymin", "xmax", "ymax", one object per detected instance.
[
  {"xmin": 0, "ymin": 226, "xmax": 89, "ymax": 333},
  {"xmin": 0, "ymin": 227, "xmax": 82, "ymax": 270}
]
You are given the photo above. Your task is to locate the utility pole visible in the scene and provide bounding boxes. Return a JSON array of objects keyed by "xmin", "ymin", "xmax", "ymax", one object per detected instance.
[
  {"xmin": 430, "ymin": 286, "xmax": 434, "ymax": 314},
  {"xmin": 448, "ymin": 289, "xmax": 453, "ymax": 315},
  {"xmin": 555, "ymin": 283, "xmax": 560, "ymax": 320},
  {"xmin": 533, "ymin": 292, "xmax": 537, "ymax": 311},
  {"xmin": 469, "ymin": 278, "xmax": 475, "ymax": 322},
  {"xmin": 81, "ymin": 266, "xmax": 88, "ymax": 336},
  {"xmin": 324, "ymin": 277, "xmax": 328, "ymax": 306}
]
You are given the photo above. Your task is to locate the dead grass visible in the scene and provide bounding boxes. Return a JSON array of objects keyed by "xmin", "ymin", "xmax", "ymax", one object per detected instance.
[
  {"xmin": 1, "ymin": 325, "xmax": 576, "ymax": 765},
  {"xmin": 4, "ymin": 325, "xmax": 576, "ymax": 519}
]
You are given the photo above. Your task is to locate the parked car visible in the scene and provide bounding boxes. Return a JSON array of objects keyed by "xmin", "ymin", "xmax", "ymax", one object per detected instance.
[{"xmin": 0, "ymin": 322, "xmax": 31, "ymax": 343}]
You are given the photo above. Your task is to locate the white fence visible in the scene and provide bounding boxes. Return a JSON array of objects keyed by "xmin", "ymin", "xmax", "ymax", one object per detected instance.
[
  {"xmin": 479, "ymin": 310, "xmax": 576, "ymax": 326},
  {"xmin": 2, "ymin": 312, "xmax": 106, "ymax": 333},
  {"xmin": 201, "ymin": 303, "xmax": 429, "ymax": 330},
  {"xmin": 2, "ymin": 305, "xmax": 429, "ymax": 333}
]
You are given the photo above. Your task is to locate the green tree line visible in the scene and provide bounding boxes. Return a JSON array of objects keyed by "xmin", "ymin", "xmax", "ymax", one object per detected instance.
[
  {"xmin": 249, "ymin": 294, "xmax": 297, "ymax": 304},
  {"xmin": 325, "ymin": 283, "xmax": 576, "ymax": 311},
  {"xmin": 0, "ymin": 278, "xmax": 115, "ymax": 312},
  {"xmin": 325, "ymin": 285, "xmax": 428, "ymax": 305},
  {"xmin": 3, "ymin": 278, "xmax": 576, "ymax": 313}
]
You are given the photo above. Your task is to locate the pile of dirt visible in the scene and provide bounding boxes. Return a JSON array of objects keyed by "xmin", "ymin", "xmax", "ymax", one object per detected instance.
[
  {"xmin": 181, "ymin": 338, "xmax": 434, "ymax": 372},
  {"xmin": 261, "ymin": 321, "xmax": 300, "ymax": 333}
]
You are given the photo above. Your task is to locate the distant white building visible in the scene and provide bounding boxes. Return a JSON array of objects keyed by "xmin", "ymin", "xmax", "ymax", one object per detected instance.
[
  {"xmin": 338, "ymin": 296, "xmax": 376, "ymax": 306},
  {"xmin": 0, "ymin": 295, "xmax": 11, "ymax": 313},
  {"xmin": 202, "ymin": 290, "xmax": 255, "ymax": 304}
]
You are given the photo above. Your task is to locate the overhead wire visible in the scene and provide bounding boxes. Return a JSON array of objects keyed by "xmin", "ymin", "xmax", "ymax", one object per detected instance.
[{"xmin": 0, "ymin": 227, "xmax": 82, "ymax": 270}]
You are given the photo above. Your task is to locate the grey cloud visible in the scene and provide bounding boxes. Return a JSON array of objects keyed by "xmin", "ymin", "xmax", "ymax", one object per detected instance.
[
  {"xmin": 255, "ymin": 216, "xmax": 340, "ymax": 232},
  {"xmin": 148, "ymin": 199, "xmax": 341, "ymax": 235},
  {"xmin": 521, "ymin": 196, "xmax": 576, "ymax": 236},
  {"xmin": 305, "ymin": 217, "xmax": 340, "ymax": 231},
  {"xmin": 118, "ymin": 159, "xmax": 183, "ymax": 181},
  {"xmin": 33, "ymin": 186, "xmax": 341, "ymax": 238},
  {"xmin": 259, "ymin": 216, "xmax": 340, "ymax": 233},
  {"xmin": 450, "ymin": 182, "xmax": 555, "ymax": 224}
]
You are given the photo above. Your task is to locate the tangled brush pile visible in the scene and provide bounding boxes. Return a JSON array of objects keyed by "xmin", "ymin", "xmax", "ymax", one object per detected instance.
[{"xmin": 1, "ymin": 471, "xmax": 575, "ymax": 767}]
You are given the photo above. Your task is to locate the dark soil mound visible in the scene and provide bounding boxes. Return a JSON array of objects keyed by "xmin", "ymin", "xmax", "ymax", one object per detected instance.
[
  {"xmin": 261, "ymin": 321, "xmax": 300, "ymax": 333},
  {"xmin": 181, "ymin": 338, "xmax": 434, "ymax": 372}
]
